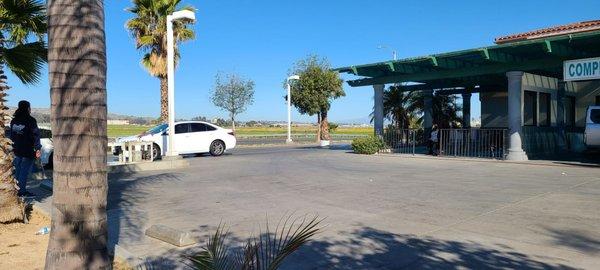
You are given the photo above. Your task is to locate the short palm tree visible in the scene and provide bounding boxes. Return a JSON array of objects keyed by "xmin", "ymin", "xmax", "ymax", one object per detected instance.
[
  {"xmin": 408, "ymin": 91, "xmax": 462, "ymax": 128},
  {"xmin": 187, "ymin": 215, "xmax": 323, "ymax": 270},
  {"xmin": 0, "ymin": 0, "xmax": 46, "ymax": 223},
  {"xmin": 126, "ymin": 0, "xmax": 195, "ymax": 121},
  {"xmin": 383, "ymin": 85, "xmax": 418, "ymax": 129}
]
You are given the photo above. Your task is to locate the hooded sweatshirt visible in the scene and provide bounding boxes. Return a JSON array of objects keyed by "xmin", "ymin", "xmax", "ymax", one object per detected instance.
[{"xmin": 10, "ymin": 115, "xmax": 42, "ymax": 158}]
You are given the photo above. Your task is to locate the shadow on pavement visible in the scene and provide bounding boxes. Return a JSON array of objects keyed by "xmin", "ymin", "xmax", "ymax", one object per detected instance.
[
  {"xmin": 545, "ymin": 227, "xmax": 600, "ymax": 255},
  {"xmin": 135, "ymin": 225, "xmax": 579, "ymax": 269},
  {"xmin": 282, "ymin": 226, "xmax": 576, "ymax": 270},
  {"xmin": 106, "ymin": 173, "xmax": 182, "ymax": 255}
]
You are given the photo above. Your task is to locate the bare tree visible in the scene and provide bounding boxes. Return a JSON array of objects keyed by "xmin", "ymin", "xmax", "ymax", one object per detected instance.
[
  {"xmin": 211, "ymin": 72, "xmax": 255, "ymax": 131},
  {"xmin": 45, "ymin": 0, "xmax": 110, "ymax": 268}
]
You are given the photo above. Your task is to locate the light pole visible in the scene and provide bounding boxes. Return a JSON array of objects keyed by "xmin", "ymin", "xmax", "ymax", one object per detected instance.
[
  {"xmin": 378, "ymin": 45, "xmax": 397, "ymax": 61},
  {"xmin": 286, "ymin": 75, "xmax": 300, "ymax": 143},
  {"xmin": 166, "ymin": 10, "xmax": 195, "ymax": 157}
]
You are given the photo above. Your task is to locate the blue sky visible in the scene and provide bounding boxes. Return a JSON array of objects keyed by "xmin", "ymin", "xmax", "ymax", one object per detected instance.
[{"xmin": 6, "ymin": 0, "xmax": 600, "ymax": 123}]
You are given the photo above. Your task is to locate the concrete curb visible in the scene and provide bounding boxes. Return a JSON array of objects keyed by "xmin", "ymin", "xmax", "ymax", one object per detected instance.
[
  {"xmin": 378, "ymin": 153, "xmax": 600, "ymax": 168},
  {"xmin": 109, "ymin": 158, "xmax": 189, "ymax": 174},
  {"xmin": 113, "ymin": 244, "xmax": 148, "ymax": 270}
]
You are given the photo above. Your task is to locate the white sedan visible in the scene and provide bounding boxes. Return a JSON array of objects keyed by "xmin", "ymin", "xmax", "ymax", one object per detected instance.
[
  {"xmin": 115, "ymin": 121, "xmax": 236, "ymax": 159},
  {"xmin": 39, "ymin": 127, "xmax": 54, "ymax": 168}
]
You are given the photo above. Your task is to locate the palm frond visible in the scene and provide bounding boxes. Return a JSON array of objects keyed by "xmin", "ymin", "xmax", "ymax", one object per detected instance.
[
  {"xmin": 1, "ymin": 41, "xmax": 46, "ymax": 84},
  {"xmin": 0, "ymin": 0, "xmax": 47, "ymax": 43},
  {"xmin": 126, "ymin": 0, "xmax": 195, "ymax": 78},
  {"xmin": 186, "ymin": 224, "xmax": 237, "ymax": 270},
  {"xmin": 186, "ymin": 215, "xmax": 324, "ymax": 270}
]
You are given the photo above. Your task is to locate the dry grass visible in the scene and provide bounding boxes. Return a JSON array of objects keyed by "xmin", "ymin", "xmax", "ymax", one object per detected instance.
[
  {"xmin": 0, "ymin": 208, "xmax": 134, "ymax": 270},
  {"xmin": 0, "ymin": 208, "xmax": 50, "ymax": 270}
]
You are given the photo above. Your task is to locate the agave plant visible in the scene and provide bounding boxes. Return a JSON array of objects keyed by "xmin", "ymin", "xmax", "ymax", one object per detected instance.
[{"xmin": 187, "ymin": 215, "xmax": 324, "ymax": 270}]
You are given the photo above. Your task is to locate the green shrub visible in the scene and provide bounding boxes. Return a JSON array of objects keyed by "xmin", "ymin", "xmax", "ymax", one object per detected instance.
[{"xmin": 351, "ymin": 136, "xmax": 385, "ymax": 155}]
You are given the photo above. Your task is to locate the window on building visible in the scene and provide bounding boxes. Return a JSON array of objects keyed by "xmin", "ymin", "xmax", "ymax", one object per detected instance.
[
  {"xmin": 538, "ymin": 92, "xmax": 551, "ymax": 126},
  {"xmin": 523, "ymin": 91, "xmax": 537, "ymax": 126},
  {"xmin": 565, "ymin": 96, "xmax": 576, "ymax": 127}
]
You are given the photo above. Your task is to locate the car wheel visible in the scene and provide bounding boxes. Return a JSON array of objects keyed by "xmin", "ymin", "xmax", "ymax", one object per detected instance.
[
  {"xmin": 152, "ymin": 144, "xmax": 162, "ymax": 160},
  {"xmin": 209, "ymin": 140, "xmax": 225, "ymax": 156}
]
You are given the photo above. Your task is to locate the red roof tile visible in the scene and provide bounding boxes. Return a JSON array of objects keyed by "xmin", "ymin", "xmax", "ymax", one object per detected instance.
[{"xmin": 495, "ymin": 20, "xmax": 600, "ymax": 44}]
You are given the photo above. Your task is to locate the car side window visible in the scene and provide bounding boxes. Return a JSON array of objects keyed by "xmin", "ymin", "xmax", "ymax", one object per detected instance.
[
  {"xmin": 190, "ymin": 123, "xmax": 207, "ymax": 132},
  {"xmin": 40, "ymin": 129, "xmax": 52, "ymax": 139},
  {"xmin": 175, "ymin": 124, "xmax": 190, "ymax": 134},
  {"xmin": 190, "ymin": 123, "xmax": 217, "ymax": 132},
  {"xmin": 591, "ymin": 109, "xmax": 600, "ymax": 124}
]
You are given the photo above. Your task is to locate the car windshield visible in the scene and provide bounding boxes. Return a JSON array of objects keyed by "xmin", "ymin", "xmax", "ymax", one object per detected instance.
[{"xmin": 145, "ymin": 123, "xmax": 168, "ymax": 135}]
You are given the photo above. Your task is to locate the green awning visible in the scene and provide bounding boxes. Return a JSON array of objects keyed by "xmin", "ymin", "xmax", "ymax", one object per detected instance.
[{"xmin": 335, "ymin": 30, "xmax": 600, "ymax": 88}]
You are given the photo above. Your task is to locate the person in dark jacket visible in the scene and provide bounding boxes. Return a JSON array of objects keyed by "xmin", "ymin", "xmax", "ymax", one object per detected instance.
[{"xmin": 10, "ymin": 100, "xmax": 41, "ymax": 197}]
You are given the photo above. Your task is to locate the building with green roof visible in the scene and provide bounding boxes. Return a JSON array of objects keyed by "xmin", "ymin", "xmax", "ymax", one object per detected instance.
[{"xmin": 335, "ymin": 20, "xmax": 600, "ymax": 160}]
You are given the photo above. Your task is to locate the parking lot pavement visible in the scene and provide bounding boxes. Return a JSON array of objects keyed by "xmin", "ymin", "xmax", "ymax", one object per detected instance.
[{"xmin": 105, "ymin": 145, "xmax": 600, "ymax": 269}]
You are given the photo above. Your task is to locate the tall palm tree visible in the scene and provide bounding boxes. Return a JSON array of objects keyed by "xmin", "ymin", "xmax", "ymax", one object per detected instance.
[
  {"xmin": 0, "ymin": 0, "xmax": 47, "ymax": 223},
  {"xmin": 126, "ymin": 0, "xmax": 195, "ymax": 121},
  {"xmin": 45, "ymin": 0, "xmax": 110, "ymax": 268}
]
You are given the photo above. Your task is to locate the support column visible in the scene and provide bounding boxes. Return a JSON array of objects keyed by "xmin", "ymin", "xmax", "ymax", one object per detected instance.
[
  {"xmin": 373, "ymin": 84, "xmax": 385, "ymax": 137},
  {"xmin": 462, "ymin": 92, "xmax": 472, "ymax": 128},
  {"xmin": 423, "ymin": 90, "xmax": 434, "ymax": 136},
  {"xmin": 506, "ymin": 71, "xmax": 528, "ymax": 161},
  {"xmin": 556, "ymin": 80, "xmax": 567, "ymax": 151}
]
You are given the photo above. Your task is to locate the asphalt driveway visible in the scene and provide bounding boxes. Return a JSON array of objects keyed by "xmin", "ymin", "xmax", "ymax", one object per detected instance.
[{"xmin": 83, "ymin": 146, "xmax": 600, "ymax": 269}]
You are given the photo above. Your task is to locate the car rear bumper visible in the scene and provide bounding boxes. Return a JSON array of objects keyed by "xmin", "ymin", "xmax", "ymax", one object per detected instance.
[{"xmin": 225, "ymin": 136, "xmax": 237, "ymax": 150}]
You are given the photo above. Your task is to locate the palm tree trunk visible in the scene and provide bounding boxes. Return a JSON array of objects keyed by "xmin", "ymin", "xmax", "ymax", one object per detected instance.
[
  {"xmin": 46, "ymin": 0, "xmax": 110, "ymax": 268},
  {"xmin": 320, "ymin": 110, "xmax": 330, "ymax": 141},
  {"xmin": 160, "ymin": 76, "xmax": 168, "ymax": 122},
  {"xmin": 0, "ymin": 67, "xmax": 25, "ymax": 223},
  {"xmin": 315, "ymin": 114, "xmax": 321, "ymax": 142}
]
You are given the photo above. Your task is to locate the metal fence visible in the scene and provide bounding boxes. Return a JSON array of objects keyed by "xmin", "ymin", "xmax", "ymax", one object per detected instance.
[
  {"xmin": 438, "ymin": 129, "xmax": 507, "ymax": 159},
  {"xmin": 382, "ymin": 128, "xmax": 426, "ymax": 154}
]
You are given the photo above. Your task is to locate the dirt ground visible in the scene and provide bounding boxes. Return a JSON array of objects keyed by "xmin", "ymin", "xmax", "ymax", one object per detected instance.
[
  {"xmin": 0, "ymin": 209, "xmax": 50, "ymax": 270},
  {"xmin": 0, "ymin": 209, "xmax": 131, "ymax": 270}
]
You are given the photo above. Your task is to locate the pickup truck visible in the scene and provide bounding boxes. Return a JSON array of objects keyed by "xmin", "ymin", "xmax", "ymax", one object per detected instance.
[{"xmin": 585, "ymin": 106, "xmax": 600, "ymax": 149}]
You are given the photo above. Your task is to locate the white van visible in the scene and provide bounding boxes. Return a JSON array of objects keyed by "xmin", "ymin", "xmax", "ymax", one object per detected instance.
[{"xmin": 584, "ymin": 106, "xmax": 600, "ymax": 149}]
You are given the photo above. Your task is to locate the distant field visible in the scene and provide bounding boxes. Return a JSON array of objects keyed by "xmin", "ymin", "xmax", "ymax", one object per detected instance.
[
  {"xmin": 107, "ymin": 124, "xmax": 372, "ymax": 138},
  {"xmin": 107, "ymin": 125, "xmax": 152, "ymax": 138},
  {"xmin": 234, "ymin": 126, "xmax": 372, "ymax": 136}
]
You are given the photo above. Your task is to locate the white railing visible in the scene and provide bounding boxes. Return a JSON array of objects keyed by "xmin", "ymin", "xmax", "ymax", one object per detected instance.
[
  {"xmin": 108, "ymin": 141, "xmax": 154, "ymax": 164},
  {"xmin": 438, "ymin": 129, "xmax": 507, "ymax": 159}
]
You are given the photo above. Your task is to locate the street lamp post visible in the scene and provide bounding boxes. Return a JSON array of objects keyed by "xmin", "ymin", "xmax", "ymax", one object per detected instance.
[
  {"xmin": 166, "ymin": 10, "xmax": 195, "ymax": 157},
  {"xmin": 378, "ymin": 45, "xmax": 397, "ymax": 61},
  {"xmin": 286, "ymin": 75, "xmax": 300, "ymax": 143}
]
